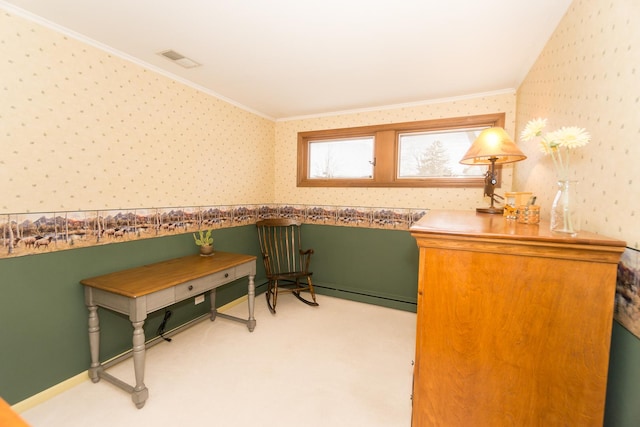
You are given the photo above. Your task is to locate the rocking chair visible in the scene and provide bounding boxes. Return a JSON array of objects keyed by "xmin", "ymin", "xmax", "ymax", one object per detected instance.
[{"xmin": 256, "ymin": 219, "xmax": 318, "ymax": 313}]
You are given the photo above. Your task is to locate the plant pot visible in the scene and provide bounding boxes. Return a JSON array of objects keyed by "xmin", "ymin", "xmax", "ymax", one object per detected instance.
[{"xmin": 199, "ymin": 245, "xmax": 214, "ymax": 257}]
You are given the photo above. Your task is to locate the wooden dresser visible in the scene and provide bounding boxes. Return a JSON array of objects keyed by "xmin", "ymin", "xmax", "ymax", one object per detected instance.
[{"xmin": 409, "ymin": 210, "xmax": 625, "ymax": 426}]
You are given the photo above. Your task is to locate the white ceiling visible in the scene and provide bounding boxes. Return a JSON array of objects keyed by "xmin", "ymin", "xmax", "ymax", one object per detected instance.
[{"xmin": 2, "ymin": 0, "xmax": 573, "ymax": 120}]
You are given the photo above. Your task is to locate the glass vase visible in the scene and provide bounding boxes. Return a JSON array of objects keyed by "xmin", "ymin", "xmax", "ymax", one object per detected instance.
[{"xmin": 550, "ymin": 180, "xmax": 580, "ymax": 236}]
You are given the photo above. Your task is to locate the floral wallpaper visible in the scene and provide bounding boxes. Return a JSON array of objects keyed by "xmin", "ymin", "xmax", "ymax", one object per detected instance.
[
  {"xmin": 515, "ymin": 0, "xmax": 639, "ymax": 250},
  {"xmin": 514, "ymin": 0, "xmax": 640, "ymax": 335},
  {"xmin": 0, "ymin": 10, "xmax": 275, "ymax": 214}
]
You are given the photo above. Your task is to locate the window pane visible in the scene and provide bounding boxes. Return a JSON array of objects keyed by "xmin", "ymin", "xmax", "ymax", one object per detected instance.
[
  {"xmin": 398, "ymin": 128, "xmax": 488, "ymax": 178},
  {"xmin": 308, "ymin": 137, "xmax": 374, "ymax": 179}
]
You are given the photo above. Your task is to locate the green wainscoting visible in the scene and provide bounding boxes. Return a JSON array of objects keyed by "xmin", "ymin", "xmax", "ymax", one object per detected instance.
[
  {"xmin": 303, "ymin": 224, "xmax": 418, "ymax": 311},
  {"xmin": 0, "ymin": 224, "xmax": 419, "ymax": 405},
  {"xmin": 604, "ymin": 322, "xmax": 640, "ymax": 427}
]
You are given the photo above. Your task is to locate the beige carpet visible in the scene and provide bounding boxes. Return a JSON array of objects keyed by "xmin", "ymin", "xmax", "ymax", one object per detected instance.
[{"xmin": 21, "ymin": 294, "xmax": 416, "ymax": 427}]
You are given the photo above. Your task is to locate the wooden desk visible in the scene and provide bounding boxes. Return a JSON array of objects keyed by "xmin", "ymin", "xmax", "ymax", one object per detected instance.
[
  {"xmin": 410, "ymin": 210, "xmax": 625, "ymax": 426},
  {"xmin": 80, "ymin": 251, "xmax": 257, "ymax": 408}
]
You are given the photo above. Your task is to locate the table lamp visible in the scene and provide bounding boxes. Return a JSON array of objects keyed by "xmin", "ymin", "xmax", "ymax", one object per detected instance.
[{"xmin": 460, "ymin": 127, "xmax": 527, "ymax": 214}]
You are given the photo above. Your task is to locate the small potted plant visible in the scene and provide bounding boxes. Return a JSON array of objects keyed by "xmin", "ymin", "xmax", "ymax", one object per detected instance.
[{"xmin": 193, "ymin": 229, "xmax": 214, "ymax": 256}]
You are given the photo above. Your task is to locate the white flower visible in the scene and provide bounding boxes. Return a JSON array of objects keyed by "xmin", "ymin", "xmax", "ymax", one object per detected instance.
[
  {"xmin": 553, "ymin": 126, "xmax": 591, "ymax": 148},
  {"xmin": 544, "ymin": 129, "xmax": 564, "ymax": 149},
  {"xmin": 520, "ymin": 118, "xmax": 547, "ymax": 141},
  {"xmin": 520, "ymin": 118, "xmax": 591, "ymax": 180},
  {"xmin": 538, "ymin": 140, "xmax": 553, "ymax": 155}
]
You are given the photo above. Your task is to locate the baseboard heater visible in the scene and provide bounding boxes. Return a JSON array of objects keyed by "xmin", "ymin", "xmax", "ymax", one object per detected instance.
[
  {"xmin": 255, "ymin": 281, "xmax": 415, "ymax": 310},
  {"xmin": 314, "ymin": 284, "xmax": 417, "ymax": 311}
]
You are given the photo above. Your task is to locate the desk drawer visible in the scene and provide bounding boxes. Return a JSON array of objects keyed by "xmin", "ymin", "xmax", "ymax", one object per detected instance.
[{"xmin": 175, "ymin": 268, "xmax": 236, "ymax": 299}]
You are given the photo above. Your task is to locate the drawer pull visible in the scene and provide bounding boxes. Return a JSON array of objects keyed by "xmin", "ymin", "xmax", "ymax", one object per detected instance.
[
  {"xmin": 188, "ymin": 285, "xmax": 193, "ymax": 291},
  {"xmin": 224, "ymin": 273, "xmax": 229, "ymax": 278}
]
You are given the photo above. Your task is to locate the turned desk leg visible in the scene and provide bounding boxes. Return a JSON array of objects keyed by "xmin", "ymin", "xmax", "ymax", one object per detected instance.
[
  {"xmin": 209, "ymin": 288, "xmax": 217, "ymax": 321},
  {"xmin": 131, "ymin": 320, "xmax": 149, "ymax": 409},
  {"xmin": 87, "ymin": 305, "xmax": 102, "ymax": 383},
  {"xmin": 247, "ymin": 274, "xmax": 256, "ymax": 332}
]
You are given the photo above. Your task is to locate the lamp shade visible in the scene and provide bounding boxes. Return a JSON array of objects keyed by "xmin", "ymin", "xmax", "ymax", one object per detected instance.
[{"xmin": 460, "ymin": 127, "xmax": 527, "ymax": 165}]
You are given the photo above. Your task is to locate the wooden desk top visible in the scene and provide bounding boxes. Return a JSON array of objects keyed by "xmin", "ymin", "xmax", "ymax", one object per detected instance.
[
  {"xmin": 80, "ymin": 251, "xmax": 256, "ymax": 298},
  {"xmin": 410, "ymin": 210, "xmax": 626, "ymax": 247}
]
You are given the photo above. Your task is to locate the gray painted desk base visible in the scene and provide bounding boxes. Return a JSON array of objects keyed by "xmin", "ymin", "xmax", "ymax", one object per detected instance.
[{"xmin": 84, "ymin": 257, "xmax": 256, "ymax": 409}]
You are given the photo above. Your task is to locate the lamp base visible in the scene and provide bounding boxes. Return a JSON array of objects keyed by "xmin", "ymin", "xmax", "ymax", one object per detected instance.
[{"xmin": 477, "ymin": 206, "xmax": 504, "ymax": 215}]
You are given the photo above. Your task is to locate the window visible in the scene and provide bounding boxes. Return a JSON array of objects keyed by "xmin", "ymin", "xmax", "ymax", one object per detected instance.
[
  {"xmin": 397, "ymin": 128, "xmax": 487, "ymax": 179},
  {"xmin": 308, "ymin": 137, "xmax": 374, "ymax": 179},
  {"xmin": 297, "ymin": 113, "xmax": 506, "ymax": 187}
]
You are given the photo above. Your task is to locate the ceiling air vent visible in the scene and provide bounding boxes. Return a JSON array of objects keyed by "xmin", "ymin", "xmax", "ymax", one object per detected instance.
[{"xmin": 158, "ymin": 50, "xmax": 201, "ymax": 69}]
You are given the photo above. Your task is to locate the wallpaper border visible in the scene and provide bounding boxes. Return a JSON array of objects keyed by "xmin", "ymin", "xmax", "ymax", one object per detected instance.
[
  {"xmin": 0, "ymin": 204, "xmax": 428, "ymax": 259},
  {"xmin": 615, "ymin": 247, "xmax": 640, "ymax": 339}
]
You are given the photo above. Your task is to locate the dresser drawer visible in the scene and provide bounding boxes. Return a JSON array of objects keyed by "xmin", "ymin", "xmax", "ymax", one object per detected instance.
[{"xmin": 174, "ymin": 268, "xmax": 236, "ymax": 299}]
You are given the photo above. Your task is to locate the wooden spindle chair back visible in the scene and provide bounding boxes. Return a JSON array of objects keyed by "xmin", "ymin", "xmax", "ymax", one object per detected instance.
[{"xmin": 256, "ymin": 219, "xmax": 318, "ymax": 313}]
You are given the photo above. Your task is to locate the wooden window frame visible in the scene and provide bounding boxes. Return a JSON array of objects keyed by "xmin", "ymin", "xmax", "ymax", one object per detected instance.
[{"xmin": 297, "ymin": 112, "xmax": 506, "ymax": 188}]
